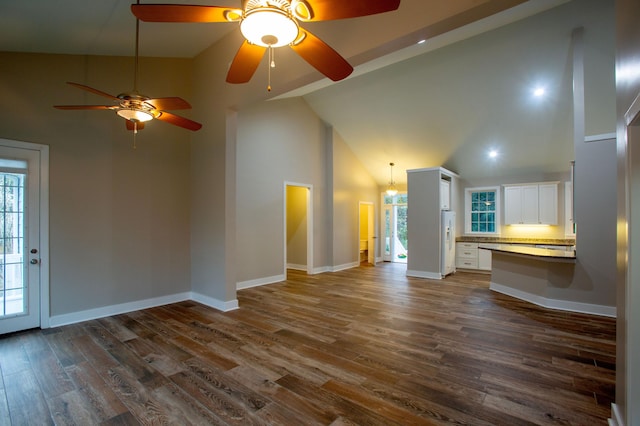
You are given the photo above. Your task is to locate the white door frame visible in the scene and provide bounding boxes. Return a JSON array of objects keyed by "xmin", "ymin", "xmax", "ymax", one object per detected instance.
[
  {"xmin": 284, "ymin": 182, "xmax": 313, "ymax": 275},
  {"xmin": 0, "ymin": 138, "xmax": 49, "ymax": 331}
]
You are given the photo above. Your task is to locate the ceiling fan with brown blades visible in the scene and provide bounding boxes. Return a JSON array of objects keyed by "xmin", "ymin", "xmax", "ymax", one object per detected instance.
[
  {"xmin": 54, "ymin": 2, "xmax": 202, "ymax": 133},
  {"xmin": 131, "ymin": 0, "xmax": 401, "ymax": 89}
]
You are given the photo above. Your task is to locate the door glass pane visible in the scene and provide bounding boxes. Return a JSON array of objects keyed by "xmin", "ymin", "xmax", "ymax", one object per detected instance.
[
  {"xmin": 395, "ymin": 205, "xmax": 408, "ymax": 262},
  {"xmin": 384, "ymin": 208, "xmax": 391, "ymax": 257},
  {"xmin": 1, "ymin": 173, "xmax": 26, "ymax": 317}
]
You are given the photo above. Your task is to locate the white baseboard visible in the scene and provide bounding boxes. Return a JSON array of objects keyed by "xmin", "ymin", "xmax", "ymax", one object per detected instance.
[
  {"xmin": 191, "ymin": 292, "xmax": 238, "ymax": 312},
  {"xmin": 49, "ymin": 292, "xmax": 192, "ymax": 328},
  {"xmin": 331, "ymin": 261, "xmax": 359, "ymax": 272},
  {"xmin": 490, "ymin": 282, "xmax": 617, "ymax": 317},
  {"xmin": 236, "ymin": 274, "xmax": 286, "ymax": 290},
  {"xmin": 286, "ymin": 263, "xmax": 307, "ymax": 271},
  {"xmin": 406, "ymin": 269, "xmax": 442, "ymax": 280},
  {"xmin": 312, "ymin": 266, "xmax": 331, "ymax": 274},
  {"xmin": 609, "ymin": 403, "xmax": 624, "ymax": 426}
]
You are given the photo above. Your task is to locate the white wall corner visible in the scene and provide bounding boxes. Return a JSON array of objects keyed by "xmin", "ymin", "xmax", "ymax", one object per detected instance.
[
  {"xmin": 190, "ymin": 291, "xmax": 239, "ymax": 312},
  {"xmin": 312, "ymin": 266, "xmax": 331, "ymax": 274}
]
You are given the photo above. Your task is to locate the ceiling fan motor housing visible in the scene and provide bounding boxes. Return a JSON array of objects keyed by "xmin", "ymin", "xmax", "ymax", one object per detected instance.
[{"xmin": 241, "ymin": 0, "xmax": 300, "ymax": 47}]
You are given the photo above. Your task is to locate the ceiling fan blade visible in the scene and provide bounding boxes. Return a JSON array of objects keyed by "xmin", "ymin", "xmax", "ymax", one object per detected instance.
[
  {"xmin": 290, "ymin": 29, "xmax": 353, "ymax": 81},
  {"xmin": 145, "ymin": 97, "xmax": 191, "ymax": 110},
  {"xmin": 156, "ymin": 111, "xmax": 202, "ymax": 131},
  {"xmin": 300, "ymin": 0, "xmax": 400, "ymax": 21},
  {"xmin": 66, "ymin": 82, "xmax": 119, "ymax": 101},
  {"xmin": 226, "ymin": 41, "xmax": 267, "ymax": 84},
  {"xmin": 53, "ymin": 105, "xmax": 114, "ymax": 110},
  {"xmin": 125, "ymin": 120, "xmax": 145, "ymax": 131},
  {"xmin": 131, "ymin": 4, "xmax": 236, "ymax": 23}
]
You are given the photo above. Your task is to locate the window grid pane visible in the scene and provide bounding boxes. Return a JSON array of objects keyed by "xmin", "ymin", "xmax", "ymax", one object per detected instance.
[
  {"xmin": 1, "ymin": 172, "xmax": 26, "ymax": 317},
  {"xmin": 469, "ymin": 190, "xmax": 497, "ymax": 234}
]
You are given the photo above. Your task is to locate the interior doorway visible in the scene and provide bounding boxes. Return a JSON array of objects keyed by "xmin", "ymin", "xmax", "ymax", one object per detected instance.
[
  {"xmin": 284, "ymin": 183, "xmax": 313, "ymax": 275},
  {"xmin": 359, "ymin": 202, "xmax": 375, "ymax": 265}
]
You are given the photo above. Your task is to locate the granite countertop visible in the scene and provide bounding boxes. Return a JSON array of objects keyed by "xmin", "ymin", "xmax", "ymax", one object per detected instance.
[
  {"xmin": 457, "ymin": 236, "xmax": 576, "ymax": 245},
  {"xmin": 479, "ymin": 243, "xmax": 576, "ymax": 262}
]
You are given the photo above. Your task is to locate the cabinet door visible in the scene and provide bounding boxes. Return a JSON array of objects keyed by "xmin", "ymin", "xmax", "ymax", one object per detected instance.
[
  {"xmin": 538, "ymin": 183, "xmax": 558, "ymax": 224},
  {"xmin": 478, "ymin": 249, "xmax": 492, "ymax": 270},
  {"xmin": 521, "ymin": 185, "xmax": 539, "ymax": 224},
  {"xmin": 504, "ymin": 186, "xmax": 523, "ymax": 225},
  {"xmin": 440, "ymin": 180, "xmax": 450, "ymax": 210}
]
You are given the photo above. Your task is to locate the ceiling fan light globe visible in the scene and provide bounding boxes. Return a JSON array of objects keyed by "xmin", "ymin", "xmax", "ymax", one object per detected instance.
[
  {"xmin": 117, "ymin": 108, "xmax": 154, "ymax": 122},
  {"xmin": 240, "ymin": 8, "xmax": 298, "ymax": 47}
]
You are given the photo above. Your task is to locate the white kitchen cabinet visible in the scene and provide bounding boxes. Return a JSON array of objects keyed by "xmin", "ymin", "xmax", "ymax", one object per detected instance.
[
  {"xmin": 440, "ymin": 179, "xmax": 451, "ymax": 210},
  {"xmin": 478, "ymin": 248, "xmax": 492, "ymax": 270},
  {"xmin": 455, "ymin": 242, "xmax": 479, "ymax": 269},
  {"xmin": 538, "ymin": 183, "xmax": 558, "ymax": 225},
  {"xmin": 504, "ymin": 183, "xmax": 557, "ymax": 225}
]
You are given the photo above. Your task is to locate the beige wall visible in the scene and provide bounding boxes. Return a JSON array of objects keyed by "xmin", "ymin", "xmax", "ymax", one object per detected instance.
[
  {"xmin": 236, "ymin": 97, "xmax": 329, "ymax": 282},
  {"xmin": 0, "ymin": 52, "xmax": 193, "ymax": 317},
  {"xmin": 330, "ymin": 130, "xmax": 379, "ymax": 267}
]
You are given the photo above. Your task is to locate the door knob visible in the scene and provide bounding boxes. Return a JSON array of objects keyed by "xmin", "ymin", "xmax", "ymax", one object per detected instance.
[{"xmin": 30, "ymin": 259, "xmax": 38, "ymax": 264}]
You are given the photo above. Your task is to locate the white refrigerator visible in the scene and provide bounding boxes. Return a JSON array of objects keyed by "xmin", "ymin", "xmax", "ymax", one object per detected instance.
[{"xmin": 441, "ymin": 210, "xmax": 456, "ymax": 277}]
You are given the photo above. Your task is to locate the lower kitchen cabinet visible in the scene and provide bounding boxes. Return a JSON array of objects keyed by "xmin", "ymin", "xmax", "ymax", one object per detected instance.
[
  {"xmin": 456, "ymin": 242, "xmax": 479, "ymax": 269},
  {"xmin": 456, "ymin": 242, "xmax": 493, "ymax": 271},
  {"xmin": 478, "ymin": 248, "xmax": 492, "ymax": 271}
]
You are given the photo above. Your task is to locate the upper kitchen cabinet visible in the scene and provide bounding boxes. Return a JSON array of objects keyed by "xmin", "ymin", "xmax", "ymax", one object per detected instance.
[
  {"xmin": 504, "ymin": 183, "xmax": 558, "ymax": 225},
  {"xmin": 440, "ymin": 178, "xmax": 451, "ymax": 210}
]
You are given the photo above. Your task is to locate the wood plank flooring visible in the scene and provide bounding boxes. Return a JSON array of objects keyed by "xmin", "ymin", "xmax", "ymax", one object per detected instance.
[{"xmin": 0, "ymin": 263, "xmax": 615, "ymax": 425}]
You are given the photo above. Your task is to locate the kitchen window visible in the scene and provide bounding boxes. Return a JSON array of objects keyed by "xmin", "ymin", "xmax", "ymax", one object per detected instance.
[{"xmin": 464, "ymin": 187, "xmax": 500, "ymax": 235}]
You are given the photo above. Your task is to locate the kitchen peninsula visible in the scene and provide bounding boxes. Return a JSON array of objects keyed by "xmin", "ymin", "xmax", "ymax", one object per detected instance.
[
  {"xmin": 473, "ymin": 241, "xmax": 611, "ymax": 316},
  {"xmin": 452, "ymin": 236, "xmax": 617, "ymax": 316}
]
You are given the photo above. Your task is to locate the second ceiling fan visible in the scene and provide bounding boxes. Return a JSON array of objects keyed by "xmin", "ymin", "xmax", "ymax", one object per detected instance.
[
  {"xmin": 55, "ymin": 1, "xmax": 202, "ymax": 132},
  {"xmin": 131, "ymin": 0, "xmax": 401, "ymax": 86}
]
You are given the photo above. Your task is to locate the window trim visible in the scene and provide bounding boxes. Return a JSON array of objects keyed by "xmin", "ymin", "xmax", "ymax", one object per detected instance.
[{"xmin": 464, "ymin": 186, "xmax": 501, "ymax": 236}]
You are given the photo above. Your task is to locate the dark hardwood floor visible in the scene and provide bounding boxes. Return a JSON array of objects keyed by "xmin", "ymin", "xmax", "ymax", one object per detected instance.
[{"xmin": 0, "ymin": 263, "xmax": 615, "ymax": 425}]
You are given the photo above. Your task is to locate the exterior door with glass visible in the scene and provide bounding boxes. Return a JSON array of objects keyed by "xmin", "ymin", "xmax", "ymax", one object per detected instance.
[
  {"xmin": 0, "ymin": 144, "xmax": 43, "ymax": 334},
  {"xmin": 383, "ymin": 193, "xmax": 408, "ymax": 263}
]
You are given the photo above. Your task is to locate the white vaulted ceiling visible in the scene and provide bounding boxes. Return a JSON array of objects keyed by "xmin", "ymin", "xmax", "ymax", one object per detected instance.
[{"xmin": 0, "ymin": 0, "xmax": 616, "ymax": 184}]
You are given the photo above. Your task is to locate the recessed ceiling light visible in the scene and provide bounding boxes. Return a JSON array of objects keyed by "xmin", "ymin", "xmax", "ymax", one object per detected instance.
[
  {"xmin": 488, "ymin": 150, "xmax": 498, "ymax": 159},
  {"xmin": 533, "ymin": 86, "xmax": 546, "ymax": 97}
]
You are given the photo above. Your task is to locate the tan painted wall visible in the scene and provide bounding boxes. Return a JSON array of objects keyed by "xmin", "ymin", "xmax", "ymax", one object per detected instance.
[
  {"xmin": 236, "ymin": 97, "xmax": 329, "ymax": 282},
  {"xmin": 0, "ymin": 52, "xmax": 193, "ymax": 316},
  {"xmin": 330, "ymin": 130, "xmax": 380, "ymax": 267}
]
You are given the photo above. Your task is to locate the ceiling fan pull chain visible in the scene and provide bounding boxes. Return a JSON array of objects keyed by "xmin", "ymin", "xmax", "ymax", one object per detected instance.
[
  {"xmin": 267, "ymin": 45, "xmax": 274, "ymax": 92},
  {"xmin": 133, "ymin": 122, "xmax": 138, "ymax": 149}
]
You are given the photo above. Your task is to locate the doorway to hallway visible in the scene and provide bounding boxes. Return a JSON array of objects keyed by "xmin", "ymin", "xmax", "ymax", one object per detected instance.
[
  {"xmin": 358, "ymin": 202, "xmax": 375, "ymax": 265},
  {"xmin": 284, "ymin": 183, "xmax": 313, "ymax": 275}
]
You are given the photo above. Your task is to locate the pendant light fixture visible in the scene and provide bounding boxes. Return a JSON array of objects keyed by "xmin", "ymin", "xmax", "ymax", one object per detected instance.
[{"xmin": 386, "ymin": 162, "xmax": 398, "ymax": 196}]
